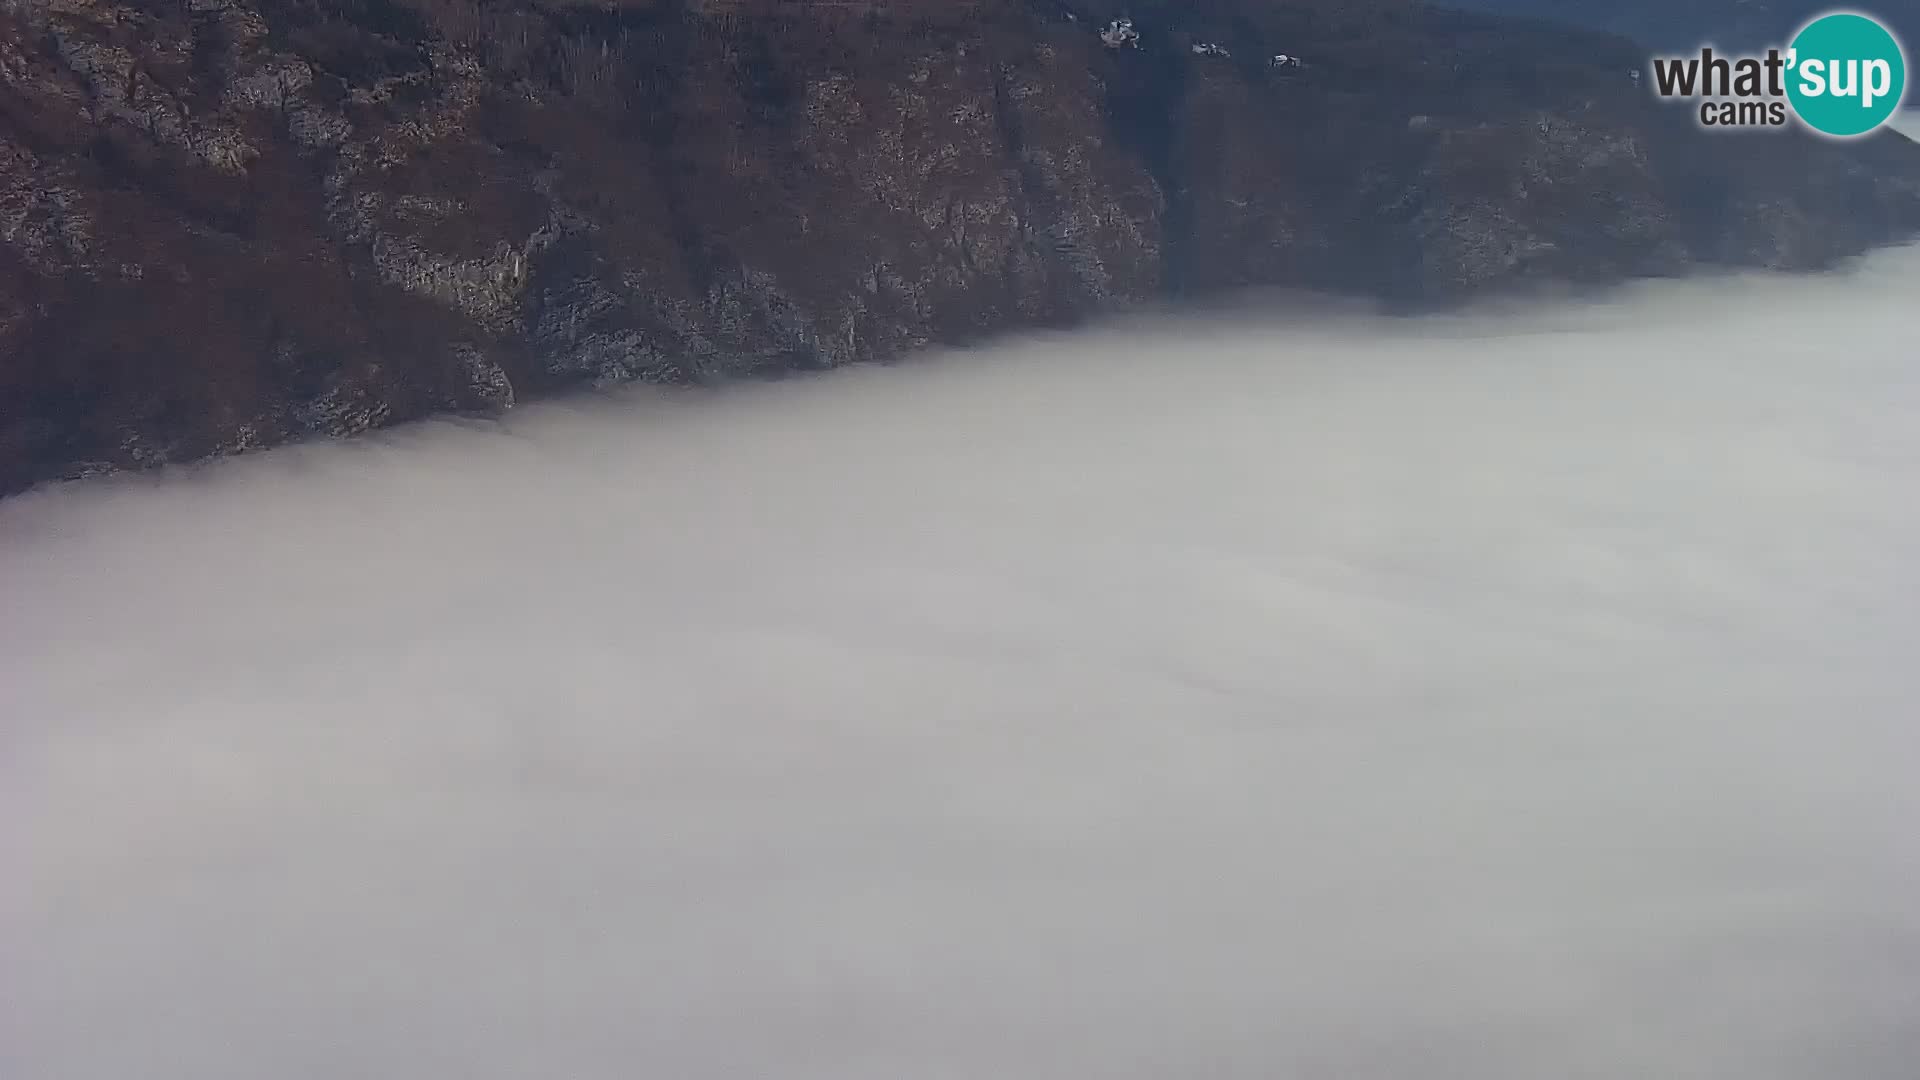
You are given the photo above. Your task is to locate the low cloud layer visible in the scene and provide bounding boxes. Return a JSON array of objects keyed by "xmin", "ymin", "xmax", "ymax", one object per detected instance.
[{"xmin": 7, "ymin": 179, "xmax": 1920, "ymax": 1075}]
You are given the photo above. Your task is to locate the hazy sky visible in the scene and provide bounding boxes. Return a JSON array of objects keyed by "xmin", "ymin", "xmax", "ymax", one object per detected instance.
[{"xmin": 6, "ymin": 135, "xmax": 1920, "ymax": 1078}]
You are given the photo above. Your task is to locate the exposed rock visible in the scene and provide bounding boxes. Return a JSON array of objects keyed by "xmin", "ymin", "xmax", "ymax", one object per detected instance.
[{"xmin": 2, "ymin": 0, "xmax": 1918, "ymax": 493}]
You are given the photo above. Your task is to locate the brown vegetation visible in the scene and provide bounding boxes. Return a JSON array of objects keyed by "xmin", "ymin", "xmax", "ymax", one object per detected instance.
[{"xmin": 2, "ymin": 0, "xmax": 1917, "ymax": 493}]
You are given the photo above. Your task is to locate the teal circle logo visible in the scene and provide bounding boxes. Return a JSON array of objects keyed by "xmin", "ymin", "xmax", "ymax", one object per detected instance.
[{"xmin": 1785, "ymin": 12, "xmax": 1907, "ymax": 137}]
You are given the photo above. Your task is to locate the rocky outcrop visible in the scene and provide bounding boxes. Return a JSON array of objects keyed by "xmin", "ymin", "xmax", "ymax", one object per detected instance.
[{"xmin": 4, "ymin": 0, "xmax": 1919, "ymax": 493}]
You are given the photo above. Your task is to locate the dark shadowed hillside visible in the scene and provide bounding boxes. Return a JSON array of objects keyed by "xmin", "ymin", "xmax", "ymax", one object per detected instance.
[
  {"xmin": 1430, "ymin": 0, "xmax": 1920, "ymax": 51},
  {"xmin": 4, "ymin": 0, "xmax": 1920, "ymax": 493}
]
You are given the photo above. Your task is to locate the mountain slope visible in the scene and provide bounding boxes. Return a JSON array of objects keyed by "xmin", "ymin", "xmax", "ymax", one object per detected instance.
[
  {"xmin": 4, "ymin": 0, "xmax": 1920, "ymax": 493},
  {"xmin": 1430, "ymin": 0, "xmax": 1920, "ymax": 51}
]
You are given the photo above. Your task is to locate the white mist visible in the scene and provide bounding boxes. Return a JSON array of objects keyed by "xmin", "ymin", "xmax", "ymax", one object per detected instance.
[{"xmin": 5, "ymin": 217, "xmax": 1920, "ymax": 1076}]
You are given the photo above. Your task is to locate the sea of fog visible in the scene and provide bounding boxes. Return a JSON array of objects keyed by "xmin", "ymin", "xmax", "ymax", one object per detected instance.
[{"xmin": 6, "ymin": 128, "xmax": 1920, "ymax": 1080}]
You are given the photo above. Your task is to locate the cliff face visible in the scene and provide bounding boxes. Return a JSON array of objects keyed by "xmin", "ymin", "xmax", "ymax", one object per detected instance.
[{"xmin": 4, "ymin": 0, "xmax": 1920, "ymax": 493}]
